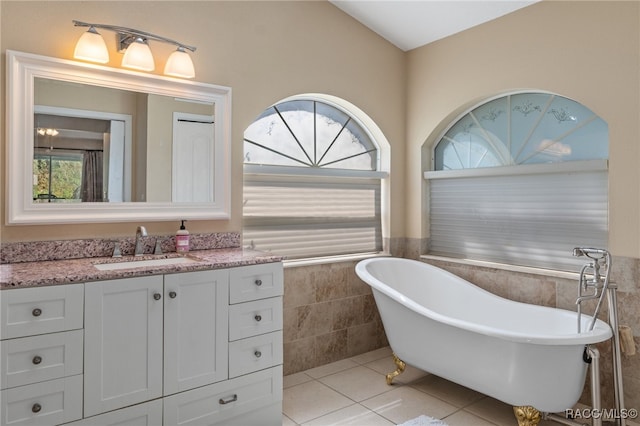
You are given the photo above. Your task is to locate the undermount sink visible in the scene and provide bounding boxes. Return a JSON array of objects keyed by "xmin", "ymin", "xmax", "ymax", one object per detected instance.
[{"xmin": 93, "ymin": 256, "xmax": 201, "ymax": 271}]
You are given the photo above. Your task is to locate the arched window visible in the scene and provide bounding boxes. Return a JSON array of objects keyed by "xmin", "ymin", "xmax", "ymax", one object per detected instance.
[
  {"xmin": 425, "ymin": 92, "xmax": 608, "ymax": 271},
  {"xmin": 243, "ymin": 96, "xmax": 388, "ymax": 260}
]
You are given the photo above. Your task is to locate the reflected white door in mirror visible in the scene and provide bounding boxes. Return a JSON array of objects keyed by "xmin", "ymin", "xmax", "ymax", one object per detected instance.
[{"xmin": 6, "ymin": 50, "xmax": 231, "ymax": 224}]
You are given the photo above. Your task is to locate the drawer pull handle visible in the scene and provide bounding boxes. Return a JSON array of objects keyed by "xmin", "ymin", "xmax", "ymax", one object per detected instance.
[
  {"xmin": 219, "ymin": 394, "xmax": 238, "ymax": 405},
  {"xmin": 254, "ymin": 279, "xmax": 262, "ymax": 286},
  {"xmin": 32, "ymin": 356, "xmax": 42, "ymax": 365},
  {"xmin": 32, "ymin": 403, "xmax": 42, "ymax": 413},
  {"xmin": 169, "ymin": 291, "xmax": 177, "ymax": 299},
  {"xmin": 153, "ymin": 293, "xmax": 162, "ymax": 301},
  {"xmin": 254, "ymin": 314, "xmax": 262, "ymax": 322},
  {"xmin": 32, "ymin": 308, "xmax": 42, "ymax": 317},
  {"xmin": 254, "ymin": 350, "xmax": 262, "ymax": 358}
]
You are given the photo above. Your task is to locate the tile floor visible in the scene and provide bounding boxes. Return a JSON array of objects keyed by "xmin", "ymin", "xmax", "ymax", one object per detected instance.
[{"xmin": 283, "ymin": 346, "xmax": 639, "ymax": 426}]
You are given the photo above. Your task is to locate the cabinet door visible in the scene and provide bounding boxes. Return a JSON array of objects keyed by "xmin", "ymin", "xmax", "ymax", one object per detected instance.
[
  {"xmin": 164, "ymin": 269, "xmax": 229, "ymax": 395},
  {"xmin": 84, "ymin": 276, "xmax": 164, "ymax": 417}
]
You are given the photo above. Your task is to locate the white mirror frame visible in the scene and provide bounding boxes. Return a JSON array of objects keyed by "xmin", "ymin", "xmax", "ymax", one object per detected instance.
[{"xmin": 6, "ymin": 50, "xmax": 231, "ymax": 224}]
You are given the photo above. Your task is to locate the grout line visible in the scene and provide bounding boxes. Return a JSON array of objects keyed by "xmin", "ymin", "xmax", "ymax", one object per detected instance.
[{"xmin": 297, "ymin": 401, "xmax": 361, "ymax": 425}]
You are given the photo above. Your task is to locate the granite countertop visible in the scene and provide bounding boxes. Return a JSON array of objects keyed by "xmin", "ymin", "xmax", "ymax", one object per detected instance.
[{"xmin": 0, "ymin": 248, "xmax": 283, "ymax": 289}]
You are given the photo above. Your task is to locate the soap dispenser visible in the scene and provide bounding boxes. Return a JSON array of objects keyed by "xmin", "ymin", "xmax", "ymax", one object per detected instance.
[{"xmin": 176, "ymin": 220, "xmax": 190, "ymax": 253}]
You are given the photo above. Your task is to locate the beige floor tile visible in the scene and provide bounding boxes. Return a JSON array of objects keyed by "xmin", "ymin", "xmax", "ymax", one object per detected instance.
[
  {"xmin": 442, "ymin": 409, "xmax": 496, "ymax": 426},
  {"xmin": 305, "ymin": 358, "xmax": 361, "ymax": 379},
  {"xmin": 410, "ymin": 374, "xmax": 485, "ymax": 408},
  {"xmin": 319, "ymin": 366, "xmax": 394, "ymax": 402},
  {"xmin": 464, "ymin": 397, "xmax": 518, "ymax": 426},
  {"xmin": 284, "ymin": 372, "xmax": 314, "ymax": 389},
  {"xmin": 283, "ymin": 380, "xmax": 354, "ymax": 424},
  {"xmin": 350, "ymin": 346, "xmax": 393, "ymax": 365},
  {"xmin": 361, "ymin": 385, "xmax": 458, "ymax": 425},
  {"xmin": 302, "ymin": 403, "xmax": 395, "ymax": 426},
  {"xmin": 283, "ymin": 414, "xmax": 299, "ymax": 426}
]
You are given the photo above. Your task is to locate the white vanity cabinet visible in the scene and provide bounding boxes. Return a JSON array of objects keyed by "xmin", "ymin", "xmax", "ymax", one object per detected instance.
[
  {"xmin": 0, "ymin": 262, "xmax": 283, "ymax": 426},
  {"xmin": 0, "ymin": 284, "xmax": 84, "ymax": 426},
  {"xmin": 83, "ymin": 270, "xmax": 229, "ymax": 417},
  {"xmin": 1, "ymin": 261, "xmax": 283, "ymax": 426}
]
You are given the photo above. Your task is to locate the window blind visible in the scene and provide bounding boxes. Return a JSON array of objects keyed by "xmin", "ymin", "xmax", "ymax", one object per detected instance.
[
  {"xmin": 243, "ymin": 174, "xmax": 382, "ymax": 259},
  {"xmin": 425, "ymin": 161, "xmax": 608, "ymax": 272}
]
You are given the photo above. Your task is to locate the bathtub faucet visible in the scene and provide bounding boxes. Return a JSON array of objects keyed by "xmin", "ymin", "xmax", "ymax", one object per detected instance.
[
  {"xmin": 573, "ymin": 247, "xmax": 612, "ymax": 333},
  {"xmin": 573, "ymin": 247, "xmax": 608, "ymax": 287}
]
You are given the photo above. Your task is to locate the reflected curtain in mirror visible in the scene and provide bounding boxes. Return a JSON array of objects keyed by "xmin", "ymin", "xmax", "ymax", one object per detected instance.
[{"xmin": 81, "ymin": 150, "xmax": 104, "ymax": 202}]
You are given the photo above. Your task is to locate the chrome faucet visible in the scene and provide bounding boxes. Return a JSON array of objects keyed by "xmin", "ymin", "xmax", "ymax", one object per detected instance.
[{"xmin": 134, "ymin": 226, "xmax": 148, "ymax": 256}]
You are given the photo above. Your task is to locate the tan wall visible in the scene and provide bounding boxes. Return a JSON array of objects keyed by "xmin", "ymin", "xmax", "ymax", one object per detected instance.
[
  {"xmin": 406, "ymin": 0, "xmax": 640, "ymax": 259},
  {"xmin": 0, "ymin": 0, "xmax": 406, "ymax": 242}
]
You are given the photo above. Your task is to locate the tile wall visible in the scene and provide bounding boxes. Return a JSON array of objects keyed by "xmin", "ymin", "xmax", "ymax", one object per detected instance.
[{"xmin": 283, "ymin": 261, "xmax": 388, "ymax": 375}]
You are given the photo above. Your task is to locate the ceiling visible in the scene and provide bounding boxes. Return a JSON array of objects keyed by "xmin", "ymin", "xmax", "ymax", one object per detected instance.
[{"xmin": 330, "ymin": 0, "xmax": 539, "ymax": 51}]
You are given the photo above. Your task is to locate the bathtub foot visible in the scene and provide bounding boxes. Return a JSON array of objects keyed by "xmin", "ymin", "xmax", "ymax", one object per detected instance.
[
  {"xmin": 385, "ymin": 354, "xmax": 406, "ymax": 385},
  {"xmin": 513, "ymin": 406, "xmax": 541, "ymax": 426}
]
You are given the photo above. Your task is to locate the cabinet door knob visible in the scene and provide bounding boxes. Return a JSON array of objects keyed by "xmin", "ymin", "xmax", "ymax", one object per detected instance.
[
  {"xmin": 32, "ymin": 356, "xmax": 42, "ymax": 365},
  {"xmin": 153, "ymin": 293, "xmax": 162, "ymax": 301},
  {"xmin": 254, "ymin": 350, "xmax": 262, "ymax": 358},
  {"xmin": 254, "ymin": 314, "xmax": 262, "ymax": 322},
  {"xmin": 32, "ymin": 308, "xmax": 42, "ymax": 317},
  {"xmin": 32, "ymin": 403, "xmax": 42, "ymax": 413},
  {"xmin": 219, "ymin": 394, "xmax": 238, "ymax": 405},
  {"xmin": 254, "ymin": 279, "xmax": 262, "ymax": 286},
  {"xmin": 169, "ymin": 291, "xmax": 177, "ymax": 299}
]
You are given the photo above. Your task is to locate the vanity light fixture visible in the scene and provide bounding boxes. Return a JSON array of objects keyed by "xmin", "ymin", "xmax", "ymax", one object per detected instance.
[
  {"xmin": 72, "ymin": 20, "xmax": 196, "ymax": 78},
  {"xmin": 73, "ymin": 26, "xmax": 109, "ymax": 64}
]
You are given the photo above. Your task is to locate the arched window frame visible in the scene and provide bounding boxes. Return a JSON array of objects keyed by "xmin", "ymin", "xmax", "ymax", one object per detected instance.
[
  {"xmin": 243, "ymin": 94, "xmax": 390, "ymax": 262},
  {"xmin": 424, "ymin": 91, "xmax": 609, "ymax": 272}
]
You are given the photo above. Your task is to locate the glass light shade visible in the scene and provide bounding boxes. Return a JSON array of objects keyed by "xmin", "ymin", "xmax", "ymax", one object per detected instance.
[
  {"xmin": 164, "ymin": 47, "xmax": 195, "ymax": 79},
  {"xmin": 121, "ymin": 38, "xmax": 155, "ymax": 71},
  {"xmin": 74, "ymin": 27, "xmax": 109, "ymax": 64}
]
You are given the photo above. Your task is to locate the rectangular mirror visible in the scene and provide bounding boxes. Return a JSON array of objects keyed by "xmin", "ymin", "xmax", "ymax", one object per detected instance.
[{"xmin": 6, "ymin": 50, "xmax": 231, "ymax": 224}]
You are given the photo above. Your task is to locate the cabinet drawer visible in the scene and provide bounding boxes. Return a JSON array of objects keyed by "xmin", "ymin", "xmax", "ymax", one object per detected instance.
[
  {"xmin": 0, "ymin": 330, "xmax": 83, "ymax": 389},
  {"xmin": 229, "ymin": 297, "xmax": 282, "ymax": 341},
  {"xmin": 229, "ymin": 331, "xmax": 283, "ymax": 378},
  {"xmin": 0, "ymin": 375, "xmax": 83, "ymax": 426},
  {"xmin": 64, "ymin": 399, "xmax": 162, "ymax": 426},
  {"xmin": 0, "ymin": 284, "xmax": 83, "ymax": 340},
  {"xmin": 163, "ymin": 366, "xmax": 282, "ymax": 426},
  {"xmin": 229, "ymin": 263, "xmax": 283, "ymax": 304}
]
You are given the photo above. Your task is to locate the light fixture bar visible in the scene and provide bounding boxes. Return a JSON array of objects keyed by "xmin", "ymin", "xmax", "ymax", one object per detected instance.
[{"xmin": 72, "ymin": 20, "xmax": 196, "ymax": 52}]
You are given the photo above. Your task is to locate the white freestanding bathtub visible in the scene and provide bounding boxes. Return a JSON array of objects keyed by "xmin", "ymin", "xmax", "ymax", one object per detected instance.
[{"xmin": 355, "ymin": 257, "xmax": 613, "ymax": 413}]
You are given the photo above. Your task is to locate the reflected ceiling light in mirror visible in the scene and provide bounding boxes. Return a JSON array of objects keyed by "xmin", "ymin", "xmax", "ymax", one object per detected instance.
[
  {"xmin": 72, "ymin": 20, "xmax": 196, "ymax": 78},
  {"xmin": 37, "ymin": 128, "xmax": 59, "ymax": 136},
  {"xmin": 73, "ymin": 26, "xmax": 109, "ymax": 63}
]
